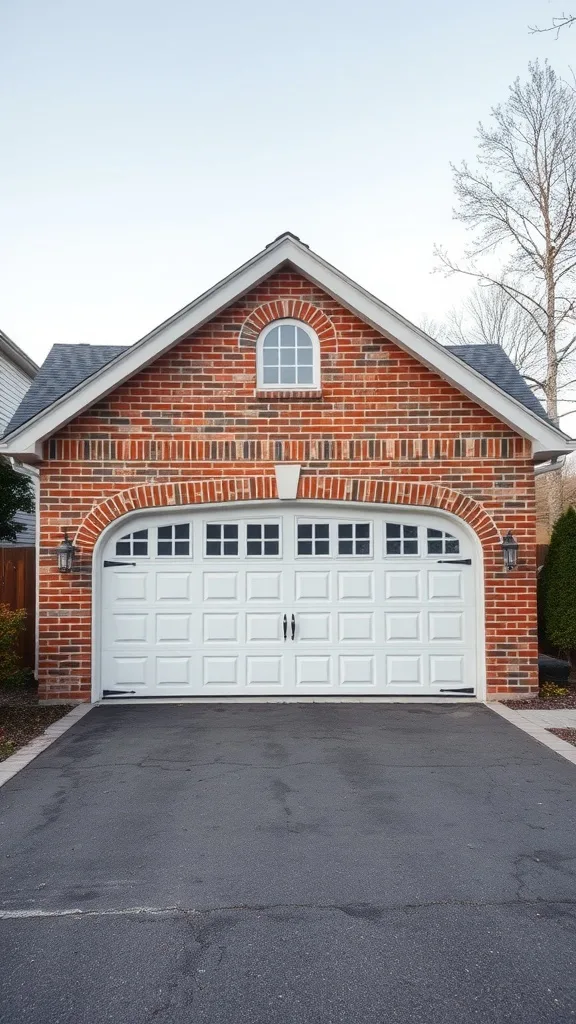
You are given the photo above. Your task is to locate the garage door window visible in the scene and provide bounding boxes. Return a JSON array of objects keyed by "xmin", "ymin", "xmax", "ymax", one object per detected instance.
[
  {"xmin": 385, "ymin": 523, "xmax": 418, "ymax": 556},
  {"xmin": 337, "ymin": 522, "xmax": 371, "ymax": 555},
  {"xmin": 427, "ymin": 529, "xmax": 460, "ymax": 555},
  {"xmin": 157, "ymin": 524, "xmax": 191, "ymax": 557},
  {"xmin": 205, "ymin": 523, "xmax": 239, "ymax": 556},
  {"xmin": 297, "ymin": 522, "xmax": 330, "ymax": 555},
  {"xmin": 115, "ymin": 529, "xmax": 149, "ymax": 557},
  {"xmin": 246, "ymin": 523, "xmax": 280, "ymax": 556}
]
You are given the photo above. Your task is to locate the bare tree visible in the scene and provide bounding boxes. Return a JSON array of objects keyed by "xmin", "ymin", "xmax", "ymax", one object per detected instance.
[
  {"xmin": 435, "ymin": 61, "xmax": 576, "ymax": 430},
  {"xmin": 530, "ymin": 13, "xmax": 576, "ymax": 36}
]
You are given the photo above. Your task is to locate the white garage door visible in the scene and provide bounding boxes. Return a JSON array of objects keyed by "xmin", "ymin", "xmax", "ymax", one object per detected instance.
[{"xmin": 99, "ymin": 504, "xmax": 478, "ymax": 698}]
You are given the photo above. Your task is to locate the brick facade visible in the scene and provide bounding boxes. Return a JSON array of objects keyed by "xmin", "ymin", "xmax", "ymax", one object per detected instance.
[{"xmin": 38, "ymin": 270, "xmax": 538, "ymax": 702}]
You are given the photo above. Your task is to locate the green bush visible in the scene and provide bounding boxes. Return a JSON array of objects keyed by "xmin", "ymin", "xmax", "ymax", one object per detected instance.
[
  {"xmin": 0, "ymin": 604, "xmax": 27, "ymax": 688},
  {"xmin": 539, "ymin": 506, "xmax": 576, "ymax": 674},
  {"xmin": 539, "ymin": 682, "xmax": 571, "ymax": 701}
]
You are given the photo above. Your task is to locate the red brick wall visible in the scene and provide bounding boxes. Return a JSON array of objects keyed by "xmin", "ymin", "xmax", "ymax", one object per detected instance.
[{"xmin": 38, "ymin": 270, "xmax": 538, "ymax": 701}]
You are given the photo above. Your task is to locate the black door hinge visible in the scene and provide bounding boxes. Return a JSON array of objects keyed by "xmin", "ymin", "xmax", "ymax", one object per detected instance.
[
  {"xmin": 437, "ymin": 558, "xmax": 472, "ymax": 565},
  {"xmin": 103, "ymin": 560, "xmax": 137, "ymax": 567},
  {"xmin": 439, "ymin": 687, "xmax": 474, "ymax": 694},
  {"xmin": 103, "ymin": 689, "xmax": 137, "ymax": 697}
]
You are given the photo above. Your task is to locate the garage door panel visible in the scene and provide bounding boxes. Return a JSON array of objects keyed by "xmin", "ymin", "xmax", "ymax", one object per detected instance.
[
  {"xmin": 338, "ymin": 612, "xmax": 374, "ymax": 642},
  {"xmin": 203, "ymin": 614, "xmax": 239, "ymax": 643},
  {"xmin": 296, "ymin": 655, "xmax": 332, "ymax": 686},
  {"xmin": 203, "ymin": 572, "xmax": 238, "ymax": 601},
  {"xmin": 203, "ymin": 656, "xmax": 239, "ymax": 686},
  {"xmin": 337, "ymin": 571, "xmax": 374, "ymax": 601},
  {"xmin": 246, "ymin": 613, "xmax": 283, "ymax": 642},
  {"xmin": 156, "ymin": 656, "xmax": 191, "ymax": 686},
  {"xmin": 428, "ymin": 570, "xmax": 463, "ymax": 600},
  {"xmin": 385, "ymin": 571, "xmax": 421, "ymax": 600},
  {"xmin": 339, "ymin": 655, "xmax": 375, "ymax": 686},
  {"xmin": 294, "ymin": 571, "xmax": 331, "ymax": 601},
  {"xmin": 386, "ymin": 654, "xmax": 423, "ymax": 688},
  {"xmin": 246, "ymin": 656, "xmax": 284, "ymax": 687},
  {"xmin": 429, "ymin": 654, "xmax": 466, "ymax": 687},
  {"xmin": 385, "ymin": 612, "xmax": 421, "ymax": 641},
  {"xmin": 428, "ymin": 611, "xmax": 464, "ymax": 641},
  {"xmin": 156, "ymin": 572, "xmax": 191, "ymax": 601},
  {"xmin": 112, "ymin": 572, "xmax": 149, "ymax": 602},
  {"xmin": 112, "ymin": 614, "xmax": 148, "ymax": 643},
  {"xmin": 297, "ymin": 613, "xmax": 331, "ymax": 641},
  {"xmin": 155, "ymin": 613, "xmax": 192, "ymax": 643},
  {"xmin": 246, "ymin": 572, "xmax": 282, "ymax": 601},
  {"xmin": 109, "ymin": 655, "xmax": 149, "ymax": 687}
]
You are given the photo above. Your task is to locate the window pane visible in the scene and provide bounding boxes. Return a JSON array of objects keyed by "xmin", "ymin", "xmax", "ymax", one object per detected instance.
[
  {"xmin": 264, "ymin": 327, "xmax": 280, "ymax": 347},
  {"xmin": 264, "ymin": 524, "xmax": 279, "ymax": 538},
  {"xmin": 404, "ymin": 541, "xmax": 418, "ymax": 555},
  {"xmin": 264, "ymin": 541, "xmax": 279, "ymax": 555},
  {"xmin": 116, "ymin": 541, "xmax": 130, "ymax": 555},
  {"xmin": 158, "ymin": 526, "xmax": 172, "ymax": 539},
  {"xmin": 262, "ymin": 365, "xmax": 278, "ymax": 384},
  {"xmin": 174, "ymin": 541, "xmax": 190, "ymax": 556},
  {"xmin": 174, "ymin": 524, "xmax": 189, "ymax": 539},
  {"xmin": 157, "ymin": 541, "xmax": 172, "ymax": 556},
  {"xmin": 280, "ymin": 347, "xmax": 296, "ymax": 366},
  {"xmin": 223, "ymin": 541, "xmax": 238, "ymax": 555},
  {"xmin": 298, "ymin": 540, "xmax": 313, "ymax": 555},
  {"xmin": 133, "ymin": 542, "xmax": 148, "ymax": 556},
  {"xmin": 404, "ymin": 525, "xmax": 418, "ymax": 538},
  {"xmin": 296, "ymin": 327, "xmax": 312, "ymax": 347},
  {"xmin": 356, "ymin": 524, "xmax": 370, "ymax": 538},
  {"xmin": 316, "ymin": 540, "xmax": 330, "ymax": 555},
  {"xmin": 263, "ymin": 348, "xmax": 278, "ymax": 365},
  {"xmin": 297, "ymin": 365, "xmax": 313, "ymax": 384},
  {"xmin": 247, "ymin": 524, "xmax": 261, "ymax": 539},
  {"xmin": 339, "ymin": 540, "xmax": 353, "ymax": 555},
  {"xmin": 445, "ymin": 539, "xmax": 460, "ymax": 554},
  {"xmin": 356, "ymin": 540, "xmax": 370, "ymax": 555},
  {"xmin": 206, "ymin": 524, "xmax": 221, "ymax": 539},
  {"xmin": 298, "ymin": 524, "xmax": 312, "ymax": 538},
  {"xmin": 427, "ymin": 540, "xmax": 443, "ymax": 554},
  {"xmin": 298, "ymin": 347, "xmax": 313, "ymax": 365},
  {"xmin": 386, "ymin": 524, "xmax": 401, "ymax": 538},
  {"xmin": 387, "ymin": 540, "xmax": 401, "ymax": 555},
  {"xmin": 280, "ymin": 365, "xmax": 296, "ymax": 384},
  {"xmin": 247, "ymin": 541, "xmax": 261, "ymax": 556},
  {"xmin": 427, "ymin": 529, "xmax": 442, "ymax": 538},
  {"xmin": 316, "ymin": 524, "xmax": 329, "ymax": 538},
  {"xmin": 339, "ymin": 524, "xmax": 353, "ymax": 538},
  {"xmin": 206, "ymin": 541, "xmax": 220, "ymax": 556},
  {"xmin": 133, "ymin": 530, "xmax": 148, "ymax": 540},
  {"xmin": 279, "ymin": 324, "xmax": 296, "ymax": 347},
  {"xmin": 223, "ymin": 524, "xmax": 238, "ymax": 538}
]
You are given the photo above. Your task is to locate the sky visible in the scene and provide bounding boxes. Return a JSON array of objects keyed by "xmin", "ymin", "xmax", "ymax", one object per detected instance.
[{"xmin": 1, "ymin": 0, "xmax": 575, "ymax": 411}]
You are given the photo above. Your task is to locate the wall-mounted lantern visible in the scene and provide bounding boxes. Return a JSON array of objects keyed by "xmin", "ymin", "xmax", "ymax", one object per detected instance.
[
  {"xmin": 501, "ymin": 531, "xmax": 519, "ymax": 571},
  {"xmin": 56, "ymin": 531, "xmax": 76, "ymax": 573}
]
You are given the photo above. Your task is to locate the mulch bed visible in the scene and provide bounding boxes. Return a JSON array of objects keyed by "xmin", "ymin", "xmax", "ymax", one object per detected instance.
[
  {"xmin": 548, "ymin": 728, "xmax": 576, "ymax": 748},
  {"xmin": 503, "ymin": 692, "xmax": 576, "ymax": 710},
  {"xmin": 0, "ymin": 686, "xmax": 70, "ymax": 762}
]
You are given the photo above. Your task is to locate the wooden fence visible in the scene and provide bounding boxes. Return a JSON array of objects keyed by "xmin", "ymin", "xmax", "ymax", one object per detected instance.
[{"xmin": 0, "ymin": 547, "xmax": 36, "ymax": 671}]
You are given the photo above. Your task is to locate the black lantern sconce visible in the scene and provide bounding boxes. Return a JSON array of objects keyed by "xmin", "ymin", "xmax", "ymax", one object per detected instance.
[
  {"xmin": 501, "ymin": 531, "xmax": 519, "ymax": 571},
  {"xmin": 56, "ymin": 531, "xmax": 76, "ymax": 573}
]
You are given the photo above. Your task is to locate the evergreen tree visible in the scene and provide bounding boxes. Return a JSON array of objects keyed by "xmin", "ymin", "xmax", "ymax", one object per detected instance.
[
  {"xmin": 540, "ymin": 505, "xmax": 576, "ymax": 674},
  {"xmin": 0, "ymin": 459, "xmax": 34, "ymax": 543}
]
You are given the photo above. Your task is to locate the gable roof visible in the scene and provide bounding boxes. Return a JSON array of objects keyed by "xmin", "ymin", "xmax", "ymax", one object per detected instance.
[
  {"xmin": 446, "ymin": 345, "xmax": 553, "ymax": 426},
  {"xmin": 4, "ymin": 344, "xmax": 127, "ymax": 436},
  {"xmin": 0, "ymin": 329, "xmax": 38, "ymax": 380},
  {"xmin": 0, "ymin": 232, "xmax": 573, "ymax": 462}
]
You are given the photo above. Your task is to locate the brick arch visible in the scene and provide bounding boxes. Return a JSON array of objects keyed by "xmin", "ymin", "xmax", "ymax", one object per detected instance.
[
  {"xmin": 75, "ymin": 475, "xmax": 500, "ymax": 554},
  {"xmin": 238, "ymin": 299, "xmax": 337, "ymax": 347}
]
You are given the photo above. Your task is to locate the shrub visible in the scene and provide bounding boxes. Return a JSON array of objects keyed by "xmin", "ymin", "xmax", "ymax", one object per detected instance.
[
  {"xmin": 539, "ymin": 682, "xmax": 571, "ymax": 701},
  {"xmin": 0, "ymin": 604, "xmax": 27, "ymax": 688},
  {"xmin": 539, "ymin": 506, "xmax": 576, "ymax": 676}
]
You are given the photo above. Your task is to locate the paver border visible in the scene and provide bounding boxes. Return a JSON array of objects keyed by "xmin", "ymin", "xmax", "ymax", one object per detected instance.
[
  {"xmin": 0, "ymin": 705, "xmax": 93, "ymax": 788},
  {"xmin": 488, "ymin": 702, "xmax": 576, "ymax": 765}
]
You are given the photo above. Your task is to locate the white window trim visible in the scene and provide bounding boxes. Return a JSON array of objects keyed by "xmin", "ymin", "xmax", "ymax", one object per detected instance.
[{"xmin": 256, "ymin": 319, "xmax": 321, "ymax": 391}]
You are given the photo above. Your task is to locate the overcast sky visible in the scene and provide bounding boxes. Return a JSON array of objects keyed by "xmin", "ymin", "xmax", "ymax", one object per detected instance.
[{"xmin": 1, "ymin": 1, "xmax": 574, "ymax": 384}]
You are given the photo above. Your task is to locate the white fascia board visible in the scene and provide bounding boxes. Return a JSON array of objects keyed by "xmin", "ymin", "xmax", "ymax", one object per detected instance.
[{"xmin": 1, "ymin": 234, "xmax": 573, "ymax": 458}]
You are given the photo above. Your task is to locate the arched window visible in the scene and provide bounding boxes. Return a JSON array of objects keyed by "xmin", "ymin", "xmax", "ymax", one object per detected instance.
[{"xmin": 257, "ymin": 319, "xmax": 320, "ymax": 389}]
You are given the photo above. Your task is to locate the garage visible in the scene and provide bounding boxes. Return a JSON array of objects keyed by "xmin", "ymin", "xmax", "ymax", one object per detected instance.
[{"xmin": 97, "ymin": 503, "xmax": 480, "ymax": 699}]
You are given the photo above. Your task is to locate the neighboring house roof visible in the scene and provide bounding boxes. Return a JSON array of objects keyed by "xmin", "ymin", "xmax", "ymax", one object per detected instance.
[
  {"xmin": 0, "ymin": 232, "xmax": 573, "ymax": 461},
  {"xmin": 0, "ymin": 329, "xmax": 39, "ymax": 379},
  {"xmin": 446, "ymin": 345, "xmax": 553, "ymax": 426},
  {"xmin": 4, "ymin": 344, "xmax": 127, "ymax": 436}
]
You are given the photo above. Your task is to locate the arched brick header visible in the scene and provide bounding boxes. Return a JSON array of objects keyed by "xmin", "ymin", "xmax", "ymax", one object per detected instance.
[
  {"xmin": 74, "ymin": 475, "xmax": 501, "ymax": 553},
  {"xmin": 239, "ymin": 299, "xmax": 337, "ymax": 347}
]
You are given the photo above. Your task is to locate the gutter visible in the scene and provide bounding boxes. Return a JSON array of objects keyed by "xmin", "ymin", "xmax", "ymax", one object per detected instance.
[{"xmin": 534, "ymin": 456, "xmax": 565, "ymax": 476}]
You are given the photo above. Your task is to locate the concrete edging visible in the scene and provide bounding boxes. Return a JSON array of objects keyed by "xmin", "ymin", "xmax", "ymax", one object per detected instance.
[
  {"xmin": 0, "ymin": 704, "xmax": 93, "ymax": 788},
  {"xmin": 487, "ymin": 702, "xmax": 576, "ymax": 766}
]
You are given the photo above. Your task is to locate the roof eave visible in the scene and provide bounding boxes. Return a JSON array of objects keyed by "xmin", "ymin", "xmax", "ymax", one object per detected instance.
[
  {"xmin": 0, "ymin": 330, "xmax": 39, "ymax": 379},
  {"xmin": 0, "ymin": 233, "xmax": 573, "ymax": 458}
]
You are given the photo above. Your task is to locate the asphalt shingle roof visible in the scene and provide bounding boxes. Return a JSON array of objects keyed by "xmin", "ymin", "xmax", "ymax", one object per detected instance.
[
  {"xmin": 2, "ymin": 339, "xmax": 551, "ymax": 438},
  {"xmin": 3, "ymin": 344, "xmax": 128, "ymax": 436},
  {"xmin": 445, "ymin": 344, "xmax": 551, "ymax": 425}
]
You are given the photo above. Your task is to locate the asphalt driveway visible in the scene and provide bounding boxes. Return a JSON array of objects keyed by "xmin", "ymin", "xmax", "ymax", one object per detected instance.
[{"xmin": 1, "ymin": 703, "xmax": 576, "ymax": 1023}]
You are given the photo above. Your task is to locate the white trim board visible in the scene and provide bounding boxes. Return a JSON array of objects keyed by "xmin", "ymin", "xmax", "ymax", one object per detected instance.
[{"xmin": 0, "ymin": 233, "xmax": 572, "ymax": 462}]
